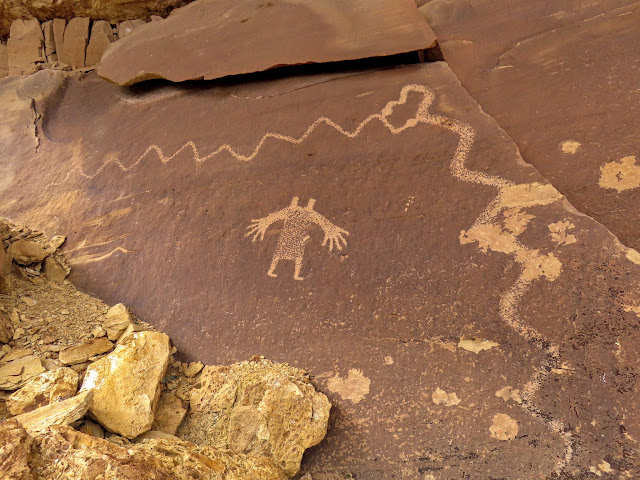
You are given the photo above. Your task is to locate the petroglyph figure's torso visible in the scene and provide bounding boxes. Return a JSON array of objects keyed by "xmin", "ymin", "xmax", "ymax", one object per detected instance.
[{"xmin": 274, "ymin": 208, "xmax": 314, "ymax": 260}]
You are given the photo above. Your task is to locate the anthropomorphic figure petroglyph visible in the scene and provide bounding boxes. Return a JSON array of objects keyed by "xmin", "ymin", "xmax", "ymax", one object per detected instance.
[{"xmin": 246, "ymin": 197, "xmax": 348, "ymax": 280}]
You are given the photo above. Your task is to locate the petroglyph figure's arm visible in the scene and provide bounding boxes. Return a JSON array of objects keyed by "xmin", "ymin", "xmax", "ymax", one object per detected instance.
[
  {"xmin": 245, "ymin": 209, "xmax": 287, "ymax": 242},
  {"xmin": 309, "ymin": 211, "xmax": 349, "ymax": 252}
]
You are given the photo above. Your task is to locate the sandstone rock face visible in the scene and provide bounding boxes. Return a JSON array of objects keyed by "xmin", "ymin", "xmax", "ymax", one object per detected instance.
[
  {"xmin": 0, "ymin": 355, "xmax": 45, "ymax": 390},
  {"xmin": 117, "ymin": 20, "xmax": 146, "ymax": 39},
  {"xmin": 0, "ymin": 0, "xmax": 189, "ymax": 38},
  {"xmin": 81, "ymin": 331, "xmax": 170, "ymax": 438},
  {"xmin": 12, "ymin": 389, "xmax": 93, "ymax": 436},
  {"xmin": 6, "ymin": 367, "xmax": 79, "ymax": 415},
  {"xmin": 179, "ymin": 358, "xmax": 331, "ymax": 477},
  {"xmin": 3, "ymin": 61, "xmax": 640, "ymax": 477},
  {"xmin": 103, "ymin": 303, "xmax": 132, "ymax": 341},
  {"xmin": 0, "ymin": 43, "xmax": 8, "ymax": 78},
  {"xmin": 85, "ymin": 20, "xmax": 114, "ymax": 67},
  {"xmin": 98, "ymin": 0, "xmax": 437, "ymax": 85},
  {"xmin": 418, "ymin": 0, "xmax": 640, "ymax": 251},
  {"xmin": 41, "ymin": 20, "xmax": 57, "ymax": 62},
  {"xmin": 0, "ymin": 420, "xmax": 34, "ymax": 480},
  {"xmin": 7, "ymin": 19, "xmax": 44, "ymax": 75},
  {"xmin": 58, "ymin": 337, "xmax": 113, "ymax": 365},
  {"xmin": 59, "ymin": 17, "xmax": 90, "ymax": 68},
  {"xmin": 51, "ymin": 19, "xmax": 66, "ymax": 60}
]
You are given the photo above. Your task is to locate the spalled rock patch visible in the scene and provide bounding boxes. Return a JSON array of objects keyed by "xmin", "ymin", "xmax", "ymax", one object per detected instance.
[
  {"xmin": 326, "ymin": 368, "xmax": 371, "ymax": 404},
  {"xmin": 6, "ymin": 367, "xmax": 78, "ymax": 415},
  {"xmin": 80, "ymin": 331, "xmax": 170, "ymax": 438},
  {"xmin": 431, "ymin": 387, "xmax": 461, "ymax": 407},
  {"xmin": 457, "ymin": 338, "xmax": 499, "ymax": 354},
  {"xmin": 179, "ymin": 357, "xmax": 331, "ymax": 478},
  {"xmin": 490, "ymin": 413, "xmax": 519, "ymax": 441}
]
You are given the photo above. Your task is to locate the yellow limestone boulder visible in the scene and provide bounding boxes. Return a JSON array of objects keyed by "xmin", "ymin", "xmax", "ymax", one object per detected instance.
[
  {"xmin": 80, "ymin": 331, "xmax": 170, "ymax": 438},
  {"xmin": 178, "ymin": 357, "xmax": 331, "ymax": 478}
]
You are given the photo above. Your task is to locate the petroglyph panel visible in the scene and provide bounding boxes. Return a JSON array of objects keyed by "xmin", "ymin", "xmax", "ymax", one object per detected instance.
[{"xmin": 1, "ymin": 64, "xmax": 640, "ymax": 477}]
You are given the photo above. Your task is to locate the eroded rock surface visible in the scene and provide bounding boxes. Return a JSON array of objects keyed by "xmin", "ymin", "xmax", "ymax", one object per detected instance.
[
  {"xmin": 98, "ymin": 0, "xmax": 437, "ymax": 85},
  {"xmin": 418, "ymin": 0, "xmax": 640, "ymax": 250},
  {"xmin": 179, "ymin": 358, "xmax": 331, "ymax": 477}
]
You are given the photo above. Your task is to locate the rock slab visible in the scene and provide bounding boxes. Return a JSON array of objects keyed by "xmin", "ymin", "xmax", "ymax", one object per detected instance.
[
  {"xmin": 7, "ymin": 19, "xmax": 44, "ymax": 75},
  {"xmin": 12, "ymin": 389, "xmax": 93, "ymax": 436},
  {"xmin": 98, "ymin": 0, "xmax": 437, "ymax": 85},
  {"xmin": 85, "ymin": 20, "xmax": 114, "ymax": 66},
  {"xmin": 7, "ymin": 367, "xmax": 79, "ymax": 415},
  {"xmin": 81, "ymin": 331, "xmax": 170, "ymax": 438},
  {"xmin": 59, "ymin": 17, "xmax": 89, "ymax": 68}
]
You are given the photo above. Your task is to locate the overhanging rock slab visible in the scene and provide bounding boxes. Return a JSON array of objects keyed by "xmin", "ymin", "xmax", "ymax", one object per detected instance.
[
  {"xmin": 98, "ymin": 0, "xmax": 437, "ymax": 85},
  {"xmin": 1, "ymin": 63, "xmax": 639, "ymax": 477}
]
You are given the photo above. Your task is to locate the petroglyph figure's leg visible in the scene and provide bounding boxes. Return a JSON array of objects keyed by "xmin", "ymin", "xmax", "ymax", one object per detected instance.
[
  {"xmin": 267, "ymin": 256, "xmax": 280, "ymax": 277},
  {"xmin": 293, "ymin": 257, "xmax": 304, "ymax": 281}
]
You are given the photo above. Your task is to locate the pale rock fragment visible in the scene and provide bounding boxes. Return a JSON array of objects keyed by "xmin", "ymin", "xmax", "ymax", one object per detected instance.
[
  {"xmin": 7, "ymin": 239, "xmax": 48, "ymax": 265},
  {"xmin": 12, "ymin": 389, "xmax": 93, "ymax": 436},
  {"xmin": 179, "ymin": 357, "xmax": 330, "ymax": 477},
  {"xmin": 43, "ymin": 256, "xmax": 69, "ymax": 284},
  {"xmin": 59, "ymin": 337, "xmax": 113, "ymax": 365},
  {"xmin": 80, "ymin": 331, "xmax": 170, "ymax": 438},
  {"xmin": 458, "ymin": 338, "xmax": 499, "ymax": 354},
  {"xmin": 103, "ymin": 303, "xmax": 132, "ymax": 341},
  {"xmin": 0, "ymin": 355, "xmax": 45, "ymax": 390},
  {"xmin": 7, "ymin": 367, "xmax": 78, "ymax": 415},
  {"xmin": 183, "ymin": 360, "xmax": 203, "ymax": 377},
  {"xmin": 152, "ymin": 392, "xmax": 187, "ymax": 435}
]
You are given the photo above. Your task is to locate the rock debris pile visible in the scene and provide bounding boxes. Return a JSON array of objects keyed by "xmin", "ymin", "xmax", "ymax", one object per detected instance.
[{"xmin": 0, "ymin": 218, "xmax": 330, "ymax": 479}]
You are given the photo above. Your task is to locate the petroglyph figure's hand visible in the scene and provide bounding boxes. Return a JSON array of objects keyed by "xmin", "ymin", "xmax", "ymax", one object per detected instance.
[
  {"xmin": 246, "ymin": 218, "xmax": 271, "ymax": 242},
  {"xmin": 322, "ymin": 226, "xmax": 349, "ymax": 252}
]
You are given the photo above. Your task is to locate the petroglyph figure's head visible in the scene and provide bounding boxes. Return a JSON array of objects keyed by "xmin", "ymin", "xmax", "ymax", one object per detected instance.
[
  {"xmin": 290, "ymin": 196, "xmax": 299, "ymax": 208},
  {"xmin": 306, "ymin": 199, "xmax": 316, "ymax": 210}
]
